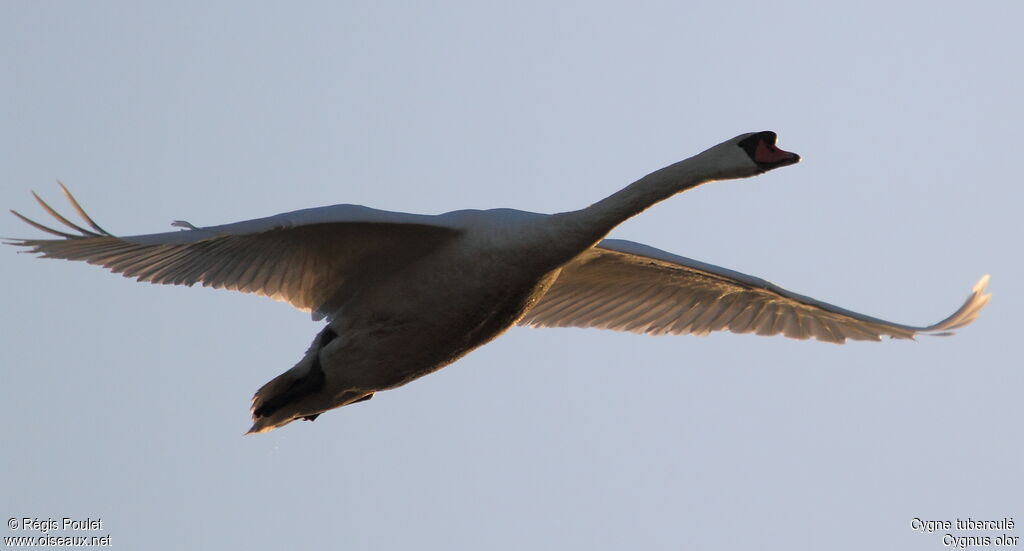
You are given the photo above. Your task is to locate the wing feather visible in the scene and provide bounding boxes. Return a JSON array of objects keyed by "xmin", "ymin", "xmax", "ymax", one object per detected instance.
[
  {"xmin": 7, "ymin": 187, "xmax": 462, "ymax": 319},
  {"xmin": 520, "ymin": 239, "xmax": 990, "ymax": 344},
  {"xmin": 725, "ymin": 301, "xmax": 759, "ymax": 335}
]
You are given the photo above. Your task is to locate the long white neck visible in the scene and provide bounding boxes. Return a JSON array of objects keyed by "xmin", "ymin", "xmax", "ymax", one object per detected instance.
[{"xmin": 547, "ymin": 152, "xmax": 726, "ymax": 257}]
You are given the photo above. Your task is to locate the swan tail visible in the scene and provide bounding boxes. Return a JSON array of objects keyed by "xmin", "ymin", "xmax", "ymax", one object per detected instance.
[
  {"xmin": 246, "ymin": 326, "xmax": 375, "ymax": 434},
  {"xmin": 246, "ymin": 328, "xmax": 334, "ymax": 434}
]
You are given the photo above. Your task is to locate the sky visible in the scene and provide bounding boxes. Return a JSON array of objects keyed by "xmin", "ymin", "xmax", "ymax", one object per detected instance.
[{"xmin": 1, "ymin": 2, "xmax": 1020, "ymax": 550}]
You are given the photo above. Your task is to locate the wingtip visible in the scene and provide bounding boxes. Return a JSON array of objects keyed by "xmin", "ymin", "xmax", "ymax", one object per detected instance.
[
  {"xmin": 966, "ymin": 275, "xmax": 993, "ymax": 323},
  {"xmin": 920, "ymin": 274, "xmax": 992, "ymax": 334},
  {"xmin": 974, "ymin": 274, "xmax": 991, "ymax": 294}
]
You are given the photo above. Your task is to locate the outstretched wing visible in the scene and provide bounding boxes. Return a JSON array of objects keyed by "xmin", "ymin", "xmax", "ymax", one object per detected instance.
[
  {"xmin": 7, "ymin": 184, "xmax": 462, "ymax": 320},
  {"xmin": 520, "ymin": 239, "xmax": 990, "ymax": 343}
]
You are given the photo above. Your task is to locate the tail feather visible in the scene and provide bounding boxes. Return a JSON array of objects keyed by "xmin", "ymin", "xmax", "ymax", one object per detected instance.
[
  {"xmin": 247, "ymin": 369, "xmax": 322, "ymax": 434},
  {"xmin": 245, "ymin": 326, "xmax": 375, "ymax": 434},
  {"xmin": 246, "ymin": 327, "xmax": 336, "ymax": 434}
]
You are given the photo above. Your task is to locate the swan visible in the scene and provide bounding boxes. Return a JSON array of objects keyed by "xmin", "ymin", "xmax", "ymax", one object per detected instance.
[{"xmin": 7, "ymin": 131, "xmax": 990, "ymax": 434}]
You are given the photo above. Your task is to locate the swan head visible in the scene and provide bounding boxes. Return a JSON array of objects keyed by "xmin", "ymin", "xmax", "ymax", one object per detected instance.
[{"xmin": 697, "ymin": 131, "xmax": 800, "ymax": 179}]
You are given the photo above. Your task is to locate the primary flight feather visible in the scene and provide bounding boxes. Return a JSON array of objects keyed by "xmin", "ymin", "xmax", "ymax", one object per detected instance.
[{"xmin": 7, "ymin": 131, "xmax": 990, "ymax": 433}]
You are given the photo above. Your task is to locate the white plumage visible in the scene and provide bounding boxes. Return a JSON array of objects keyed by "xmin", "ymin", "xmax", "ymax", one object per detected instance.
[
  {"xmin": 520, "ymin": 239, "xmax": 988, "ymax": 342},
  {"xmin": 7, "ymin": 131, "xmax": 990, "ymax": 433}
]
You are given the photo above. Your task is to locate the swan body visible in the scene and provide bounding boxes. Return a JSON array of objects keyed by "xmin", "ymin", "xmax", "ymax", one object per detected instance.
[{"xmin": 7, "ymin": 131, "xmax": 990, "ymax": 433}]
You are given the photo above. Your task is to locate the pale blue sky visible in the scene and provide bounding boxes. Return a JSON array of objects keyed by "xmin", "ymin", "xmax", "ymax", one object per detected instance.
[{"xmin": 2, "ymin": 2, "xmax": 1020, "ymax": 550}]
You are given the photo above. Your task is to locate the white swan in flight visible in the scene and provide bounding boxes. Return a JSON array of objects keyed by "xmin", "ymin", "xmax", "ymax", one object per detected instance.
[{"xmin": 7, "ymin": 131, "xmax": 990, "ymax": 434}]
